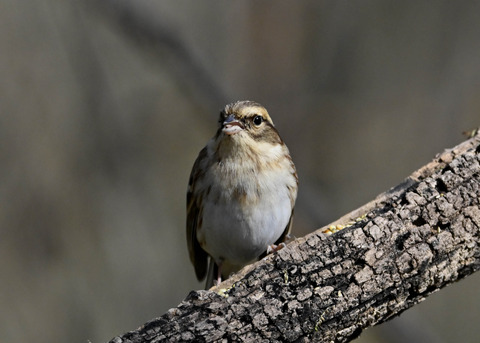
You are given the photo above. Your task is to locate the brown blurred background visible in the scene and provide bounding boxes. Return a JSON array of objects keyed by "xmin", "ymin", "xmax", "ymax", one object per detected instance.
[{"xmin": 1, "ymin": 1, "xmax": 479, "ymax": 342}]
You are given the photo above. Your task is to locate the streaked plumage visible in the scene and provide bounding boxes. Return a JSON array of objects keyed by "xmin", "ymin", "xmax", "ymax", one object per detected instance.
[{"xmin": 187, "ymin": 101, "xmax": 298, "ymax": 288}]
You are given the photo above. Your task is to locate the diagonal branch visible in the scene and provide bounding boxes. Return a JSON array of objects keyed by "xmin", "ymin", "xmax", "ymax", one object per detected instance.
[
  {"xmin": 89, "ymin": 0, "xmax": 228, "ymax": 111},
  {"xmin": 109, "ymin": 132, "xmax": 480, "ymax": 343}
]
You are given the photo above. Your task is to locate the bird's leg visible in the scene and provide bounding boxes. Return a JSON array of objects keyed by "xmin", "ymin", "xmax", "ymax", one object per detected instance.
[
  {"xmin": 266, "ymin": 233, "xmax": 296, "ymax": 255},
  {"xmin": 266, "ymin": 242, "xmax": 286, "ymax": 254}
]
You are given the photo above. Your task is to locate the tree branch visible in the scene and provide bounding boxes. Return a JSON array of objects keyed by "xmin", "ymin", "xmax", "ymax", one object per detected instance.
[
  {"xmin": 88, "ymin": 0, "xmax": 228, "ymax": 111},
  {"xmin": 109, "ymin": 132, "xmax": 480, "ymax": 343}
]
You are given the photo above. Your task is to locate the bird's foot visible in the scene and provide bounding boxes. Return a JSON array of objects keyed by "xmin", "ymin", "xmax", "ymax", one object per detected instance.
[{"xmin": 266, "ymin": 242, "xmax": 286, "ymax": 254}]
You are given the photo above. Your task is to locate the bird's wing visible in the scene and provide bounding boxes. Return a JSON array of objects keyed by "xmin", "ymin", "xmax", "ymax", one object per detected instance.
[
  {"xmin": 186, "ymin": 147, "xmax": 209, "ymax": 281},
  {"xmin": 275, "ymin": 207, "xmax": 294, "ymax": 246}
]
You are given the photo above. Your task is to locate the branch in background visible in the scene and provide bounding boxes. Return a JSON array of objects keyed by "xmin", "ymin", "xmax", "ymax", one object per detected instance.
[
  {"xmin": 89, "ymin": 0, "xmax": 228, "ymax": 111},
  {"xmin": 108, "ymin": 132, "xmax": 480, "ymax": 342}
]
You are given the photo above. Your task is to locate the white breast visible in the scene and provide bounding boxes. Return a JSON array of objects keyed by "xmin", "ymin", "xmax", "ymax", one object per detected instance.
[{"xmin": 196, "ymin": 137, "xmax": 296, "ymax": 273}]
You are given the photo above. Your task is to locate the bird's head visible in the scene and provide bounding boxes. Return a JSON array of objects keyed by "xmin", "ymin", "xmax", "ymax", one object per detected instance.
[{"xmin": 216, "ymin": 101, "xmax": 281, "ymax": 146}]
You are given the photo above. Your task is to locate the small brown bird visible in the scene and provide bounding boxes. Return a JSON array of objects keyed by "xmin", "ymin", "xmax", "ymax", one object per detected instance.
[{"xmin": 187, "ymin": 101, "xmax": 298, "ymax": 288}]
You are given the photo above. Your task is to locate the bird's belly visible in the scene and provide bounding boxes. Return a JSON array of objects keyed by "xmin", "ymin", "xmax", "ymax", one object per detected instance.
[{"xmin": 199, "ymin": 192, "xmax": 291, "ymax": 267}]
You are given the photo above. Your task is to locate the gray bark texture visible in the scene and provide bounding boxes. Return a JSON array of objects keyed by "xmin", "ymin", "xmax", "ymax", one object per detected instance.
[{"xmin": 109, "ymin": 132, "xmax": 480, "ymax": 343}]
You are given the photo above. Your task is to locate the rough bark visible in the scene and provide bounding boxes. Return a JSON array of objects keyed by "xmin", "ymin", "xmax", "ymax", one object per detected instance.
[{"xmin": 109, "ymin": 132, "xmax": 480, "ymax": 343}]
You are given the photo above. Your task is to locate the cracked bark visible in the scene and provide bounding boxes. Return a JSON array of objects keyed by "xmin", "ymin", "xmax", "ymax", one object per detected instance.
[{"xmin": 109, "ymin": 132, "xmax": 480, "ymax": 343}]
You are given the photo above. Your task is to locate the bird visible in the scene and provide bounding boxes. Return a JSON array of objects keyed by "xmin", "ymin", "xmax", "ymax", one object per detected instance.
[{"xmin": 186, "ymin": 100, "xmax": 298, "ymax": 289}]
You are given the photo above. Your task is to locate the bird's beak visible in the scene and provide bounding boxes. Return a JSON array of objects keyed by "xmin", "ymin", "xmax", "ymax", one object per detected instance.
[{"xmin": 222, "ymin": 114, "xmax": 244, "ymax": 136}]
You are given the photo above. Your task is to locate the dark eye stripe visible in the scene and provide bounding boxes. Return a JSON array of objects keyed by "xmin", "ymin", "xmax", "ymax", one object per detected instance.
[{"xmin": 247, "ymin": 122, "xmax": 283, "ymax": 144}]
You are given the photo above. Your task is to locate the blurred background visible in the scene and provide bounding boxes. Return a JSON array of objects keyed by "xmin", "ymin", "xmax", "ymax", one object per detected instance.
[{"xmin": 1, "ymin": 1, "xmax": 479, "ymax": 342}]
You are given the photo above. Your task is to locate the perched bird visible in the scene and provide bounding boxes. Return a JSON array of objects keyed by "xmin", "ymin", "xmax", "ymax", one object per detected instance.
[{"xmin": 187, "ymin": 100, "xmax": 298, "ymax": 289}]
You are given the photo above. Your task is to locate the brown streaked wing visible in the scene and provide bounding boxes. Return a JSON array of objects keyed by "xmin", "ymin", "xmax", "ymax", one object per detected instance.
[
  {"xmin": 274, "ymin": 208, "xmax": 295, "ymax": 246},
  {"xmin": 186, "ymin": 147, "xmax": 209, "ymax": 281}
]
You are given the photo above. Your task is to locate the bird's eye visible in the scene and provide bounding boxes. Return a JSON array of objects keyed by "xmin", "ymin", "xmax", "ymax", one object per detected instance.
[{"xmin": 253, "ymin": 115, "xmax": 263, "ymax": 126}]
